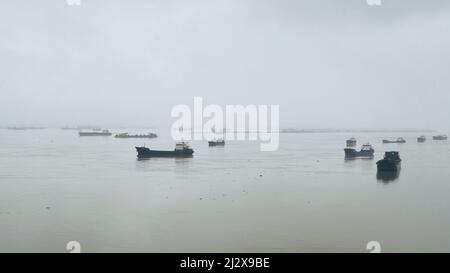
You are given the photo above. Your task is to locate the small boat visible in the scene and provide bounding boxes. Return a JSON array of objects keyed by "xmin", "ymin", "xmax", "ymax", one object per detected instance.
[
  {"xmin": 344, "ymin": 143, "xmax": 374, "ymax": 159},
  {"xmin": 115, "ymin": 132, "xmax": 157, "ymax": 139},
  {"xmin": 377, "ymin": 151, "xmax": 401, "ymax": 172},
  {"xmin": 208, "ymin": 139, "xmax": 225, "ymax": 147},
  {"xmin": 382, "ymin": 137, "xmax": 406, "ymax": 144},
  {"xmin": 136, "ymin": 142, "xmax": 194, "ymax": 158},
  {"xmin": 417, "ymin": 136, "xmax": 426, "ymax": 143},
  {"xmin": 346, "ymin": 138, "xmax": 357, "ymax": 147},
  {"xmin": 433, "ymin": 135, "xmax": 448, "ymax": 140},
  {"xmin": 79, "ymin": 129, "xmax": 112, "ymax": 136}
]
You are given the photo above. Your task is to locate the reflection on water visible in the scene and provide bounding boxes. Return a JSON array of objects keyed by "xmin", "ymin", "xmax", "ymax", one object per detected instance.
[
  {"xmin": 135, "ymin": 156, "xmax": 194, "ymax": 173},
  {"xmin": 174, "ymin": 157, "xmax": 194, "ymax": 163},
  {"xmin": 377, "ymin": 171, "xmax": 401, "ymax": 183}
]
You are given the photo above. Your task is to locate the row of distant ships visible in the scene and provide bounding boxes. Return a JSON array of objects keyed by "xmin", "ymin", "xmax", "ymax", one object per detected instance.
[
  {"xmin": 78, "ymin": 129, "xmax": 157, "ymax": 139},
  {"xmin": 344, "ymin": 134, "xmax": 448, "ymax": 175},
  {"xmin": 77, "ymin": 128, "xmax": 225, "ymax": 158}
]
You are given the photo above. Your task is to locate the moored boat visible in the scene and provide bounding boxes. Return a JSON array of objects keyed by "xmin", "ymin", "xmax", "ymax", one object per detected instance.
[
  {"xmin": 433, "ymin": 135, "xmax": 448, "ymax": 140},
  {"xmin": 79, "ymin": 129, "xmax": 112, "ymax": 136},
  {"xmin": 377, "ymin": 151, "xmax": 401, "ymax": 172},
  {"xmin": 208, "ymin": 139, "xmax": 225, "ymax": 147},
  {"xmin": 136, "ymin": 142, "xmax": 194, "ymax": 158},
  {"xmin": 417, "ymin": 136, "xmax": 426, "ymax": 143},
  {"xmin": 115, "ymin": 132, "xmax": 157, "ymax": 139},
  {"xmin": 382, "ymin": 137, "xmax": 406, "ymax": 144},
  {"xmin": 346, "ymin": 138, "xmax": 357, "ymax": 147},
  {"xmin": 344, "ymin": 143, "xmax": 374, "ymax": 159}
]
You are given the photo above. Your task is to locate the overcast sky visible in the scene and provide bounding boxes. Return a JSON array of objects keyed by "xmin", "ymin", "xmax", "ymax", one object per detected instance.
[{"xmin": 1, "ymin": 0, "xmax": 450, "ymax": 129}]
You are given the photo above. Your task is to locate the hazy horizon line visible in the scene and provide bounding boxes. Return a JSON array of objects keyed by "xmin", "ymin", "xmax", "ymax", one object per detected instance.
[{"xmin": 0, "ymin": 126, "xmax": 441, "ymax": 133}]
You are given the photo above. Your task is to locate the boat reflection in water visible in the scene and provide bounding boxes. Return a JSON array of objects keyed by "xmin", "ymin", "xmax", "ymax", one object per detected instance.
[{"xmin": 377, "ymin": 170, "xmax": 400, "ymax": 183}]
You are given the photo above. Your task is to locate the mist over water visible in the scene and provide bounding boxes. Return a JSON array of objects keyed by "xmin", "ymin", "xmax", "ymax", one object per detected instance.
[{"xmin": 1, "ymin": 0, "xmax": 450, "ymax": 130}]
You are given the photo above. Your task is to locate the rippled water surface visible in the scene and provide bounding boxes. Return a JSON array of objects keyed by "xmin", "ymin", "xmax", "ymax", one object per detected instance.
[{"xmin": 1, "ymin": 129, "xmax": 450, "ymax": 252}]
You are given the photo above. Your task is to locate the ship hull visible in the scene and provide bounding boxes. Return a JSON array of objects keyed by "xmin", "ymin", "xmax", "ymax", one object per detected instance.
[
  {"xmin": 208, "ymin": 141, "xmax": 225, "ymax": 147},
  {"xmin": 377, "ymin": 160, "xmax": 401, "ymax": 172},
  {"xmin": 136, "ymin": 147, "xmax": 194, "ymax": 158}
]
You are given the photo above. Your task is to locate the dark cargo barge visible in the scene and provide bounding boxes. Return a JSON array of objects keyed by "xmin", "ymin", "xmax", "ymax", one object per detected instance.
[
  {"xmin": 208, "ymin": 139, "xmax": 225, "ymax": 147},
  {"xmin": 136, "ymin": 142, "xmax": 194, "ymax": 158}
]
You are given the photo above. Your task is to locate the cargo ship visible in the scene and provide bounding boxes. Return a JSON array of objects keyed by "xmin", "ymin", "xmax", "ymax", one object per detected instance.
[
  {"xmin": 377, "ymin": 151, "xmax": 401, "ymax": 172},
  {"xmin": 344, "ymin": 143, "xmax": 374, "ymax": 159},
  {"xmin": 79, "ymin": 129, "xmax": 112, "ymax": 136},
  {"xmin": 433, "ymin": 135, "xmax": 448, "ymax": 140},
  {"xmin": 208, "ymin": 139, "xmax": 225, "ymax": 147},
  {"xmin": 382, "ymin": 137, "xmax": 406, "ymax": 144},
  {"xmin": 115, "ymin": 132, "xmax": 157, "ymax": 139},
  {"xmin": 136, "ymin": 142, "xmax": 194, "ymax": 158}
]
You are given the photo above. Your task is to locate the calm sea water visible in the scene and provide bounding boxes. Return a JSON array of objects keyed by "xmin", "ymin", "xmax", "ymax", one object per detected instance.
[{"xmin": 1, "ymin": 128, "xmax": 450, "ymax": 252}]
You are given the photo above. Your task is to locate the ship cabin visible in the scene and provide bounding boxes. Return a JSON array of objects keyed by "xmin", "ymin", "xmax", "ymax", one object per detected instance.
[{"xmin": 175, "ymin": 142, "xmax": 191, "ymax": 151}]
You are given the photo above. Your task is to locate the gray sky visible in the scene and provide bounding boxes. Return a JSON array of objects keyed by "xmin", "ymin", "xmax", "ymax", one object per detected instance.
[{"xmin": 1, "ymin": 0, "xmax": 450, "ymax": 129}]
